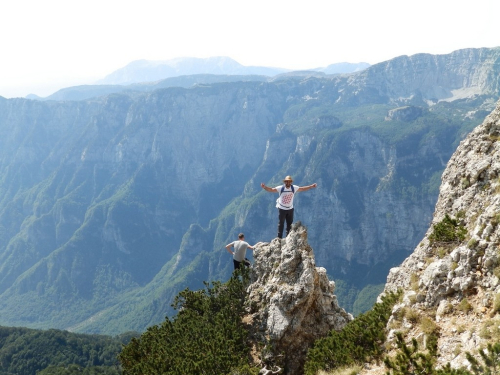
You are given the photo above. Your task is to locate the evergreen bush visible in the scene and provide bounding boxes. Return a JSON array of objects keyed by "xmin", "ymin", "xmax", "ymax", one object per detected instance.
[
  {"xmin": 303, "ymin": 292, "xmax": 399, "ymax": 375},
  {"xmin": 466, "ymin": 342, "xmax": 500, "ymax": 374},
  {"xmin": 429, "ymin": 214, "xmax": 467, "ymax": 244},
  {"xmin": 384, "ymin": 331, "xmax": 439, "ymax": 374},
  {"xmin": 384, "ymin": 332, "xmax": 500, "ymax": 374},
  {"xmin": 119, "ymin": 267, "xmax": 258, "ymax": 375}
]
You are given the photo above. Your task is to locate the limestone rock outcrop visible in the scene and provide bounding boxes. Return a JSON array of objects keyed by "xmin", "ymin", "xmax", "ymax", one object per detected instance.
[
  {"xmin": 246, "ymin": 222, "xmax": 352, "ymax": 375},
  {"xmin": 377, "ymin": 99, "xmax": 500, "ymax": 371}
]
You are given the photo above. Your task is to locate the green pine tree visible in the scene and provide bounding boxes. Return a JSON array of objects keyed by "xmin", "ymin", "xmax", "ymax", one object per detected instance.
[{"xmin": 119, "ymin": 267, "xmax": 259, "ymax": 375}]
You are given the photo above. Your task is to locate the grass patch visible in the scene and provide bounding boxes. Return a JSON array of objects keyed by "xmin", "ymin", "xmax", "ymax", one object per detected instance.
[
  {"xmin": 410, "ymin": 273, "xmax": 420, "ymax": 292},
  {"xmin": 420, "ymin": 316, "xmax": 439, "ymax": 336},
  {"xmin": 492, "ymin": 293, "xmax": 500, "ymax": 315},
  {"xmin": 405, "ymin": 308, "xmax": 420, "ymax": 324},
  {"xmin": 457, "ymin": 298, "xmax": 473, "ymax": 313}
]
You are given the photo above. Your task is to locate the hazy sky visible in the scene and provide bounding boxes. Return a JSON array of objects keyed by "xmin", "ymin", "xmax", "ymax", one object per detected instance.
[{"xmin": 1, "ymin": 0, "xmax": 498, "ymax": 98}]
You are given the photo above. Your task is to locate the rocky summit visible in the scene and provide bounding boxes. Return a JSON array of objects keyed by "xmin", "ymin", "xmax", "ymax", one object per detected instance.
[
  {"xmin": 245, "ymin": 222, "xmax": 352, "ymax": 375},
  {"xmin": 375, "ymin": 99, "xmax": 500, "ymax": 372}
]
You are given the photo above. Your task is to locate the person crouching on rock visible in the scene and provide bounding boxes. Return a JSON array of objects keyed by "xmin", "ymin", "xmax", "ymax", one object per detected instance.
[
  {"xmin": 226, "ymin": 233, "xmax": 255, "ymax": 270},
  {"xmin": 261, "ymin": 175, "xmax": 317, "ymax": 239}
]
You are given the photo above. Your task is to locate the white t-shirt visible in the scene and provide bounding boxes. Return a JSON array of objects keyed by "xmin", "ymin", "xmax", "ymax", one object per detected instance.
[
  {"xmin": 230, "ymin": 240, "xmax": 251, "ymax": 262},
  {"xmin": 275, "ymin": 184, "xmax": 299, "ymax": 210}
]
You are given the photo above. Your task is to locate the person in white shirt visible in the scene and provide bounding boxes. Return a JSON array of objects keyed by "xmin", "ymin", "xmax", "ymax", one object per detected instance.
[
  {"xmin": 260, "ymin": 175, "xmax": 317, "ymax": 238},
  {"xmin": 226, "ymin": 233, "xmax": 255, "ymax": 270}
]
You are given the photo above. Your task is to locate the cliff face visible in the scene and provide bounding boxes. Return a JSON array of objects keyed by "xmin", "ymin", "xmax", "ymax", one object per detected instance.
[
  {"xmin": 377, "ymin": 99, "xmax": 500, "ymax": 371},
  {"xmin": 0, "ymin": 84, "xmax": 286, "ymax": 329},
  {"xmin": 246, "ymin": 222, "xmax": 351, "ymax": 375},
  {"xmin": 351, "ymin": 47, "xmax": 500, "ymax": 103}
]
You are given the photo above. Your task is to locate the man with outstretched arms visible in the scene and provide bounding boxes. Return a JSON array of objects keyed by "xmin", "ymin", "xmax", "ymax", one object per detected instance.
[{"xmin": 260, "ymin": 175, "xmax": 317, "ymax": 239}]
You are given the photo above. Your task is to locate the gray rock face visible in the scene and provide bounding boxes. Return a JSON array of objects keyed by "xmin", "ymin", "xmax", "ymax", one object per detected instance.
[
  {"xmin": 380, "ymin": 99, "xmax": 500, "ymax": 370},
  {"xmin": 384, "ymin": 101, "xmax": 500, "ymax": 303},
  {"xmin": 246, "ymin": 222, "xmax": 352, "ymax": 375},
  {"xmin": 353, "ymin": 47, "xmax": 500, "ymax": 103}
]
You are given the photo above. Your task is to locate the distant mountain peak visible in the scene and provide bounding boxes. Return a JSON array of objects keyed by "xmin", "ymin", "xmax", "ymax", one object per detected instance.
[
  {"xmin": 315, "ymin": 61, "xmax": 370, "ymax": 74},
  {"xmin": 95, "ymin": 56, "xmax": 373, "ymax": 86},
  {"xmin": 96, "ymin": 56, "xmax": 288, "ymax": 85}
]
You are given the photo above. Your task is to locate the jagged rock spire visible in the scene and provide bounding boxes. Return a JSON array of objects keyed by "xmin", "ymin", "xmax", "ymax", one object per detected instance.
[{"xmin": 245, "ymin": 222, "xmax": 352, "ymax": 375}]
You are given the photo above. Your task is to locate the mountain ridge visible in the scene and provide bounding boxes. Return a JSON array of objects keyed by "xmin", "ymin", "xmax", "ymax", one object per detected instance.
[
  {"xmin": 95, "ymin": 56, "xmax": 371, "ymax": 86},
  {"xmin": 96, "ymin": 56, "xmax": 289, "ymax": 85},
  {"xmin": 36, "ymin": 48, "xmax": 499, "ymax": 103},
  {"xmin": 0, "ymin": 47, "xmax": 499, "ymax": 334}
]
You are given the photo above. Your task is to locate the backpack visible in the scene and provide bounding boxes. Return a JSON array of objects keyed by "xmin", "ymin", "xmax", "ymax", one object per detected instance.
[{"xmin": 280, "ymin": 184, "xmax": 295, "ymax": 195}]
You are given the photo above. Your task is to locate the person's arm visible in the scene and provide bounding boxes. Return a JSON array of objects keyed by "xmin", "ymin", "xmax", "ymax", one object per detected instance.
[
  {"xmin": 298, "ymin": 183, "xmax": 317, "ymax": 192},
  {"xmin": 225, "ymin": 243, "xmax": 234, "ymax": 255},
  {"xmin": 261, "ymin": 183, "xmax": 277, "ymax": 192}
]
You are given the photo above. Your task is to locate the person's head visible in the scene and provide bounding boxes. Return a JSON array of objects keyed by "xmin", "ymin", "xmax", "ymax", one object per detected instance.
[
  {"xmin": 283, "ymin": 175, "xmax": 293, "ymax": 187},
  {"xmin": 238, "ymin": 233, "xmax": 245, "ymax": 239}
]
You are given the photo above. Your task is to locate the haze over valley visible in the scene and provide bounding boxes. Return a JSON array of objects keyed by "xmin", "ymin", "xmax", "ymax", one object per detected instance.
[{"xmin": 0, "ymin": 47, "xmax": 498, "ymax": 337}]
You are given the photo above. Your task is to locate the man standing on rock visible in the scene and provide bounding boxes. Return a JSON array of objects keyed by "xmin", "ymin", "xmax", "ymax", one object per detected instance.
[
  {"xmin": 261, "ymin": 176, "xmax": 317, "ymax": 239},
  {"xmin": 226, "ymin": 233, "xmax": 255, "ymax": 270}
]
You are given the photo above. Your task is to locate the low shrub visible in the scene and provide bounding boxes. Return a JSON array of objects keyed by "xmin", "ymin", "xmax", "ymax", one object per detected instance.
[
  {"xmin": 429, "ymin": 214, "xmax": 467, "ymax": 244},
  {"xmin": 303, "ymin": 292, "xmax": 399, "ymax": 375}
]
